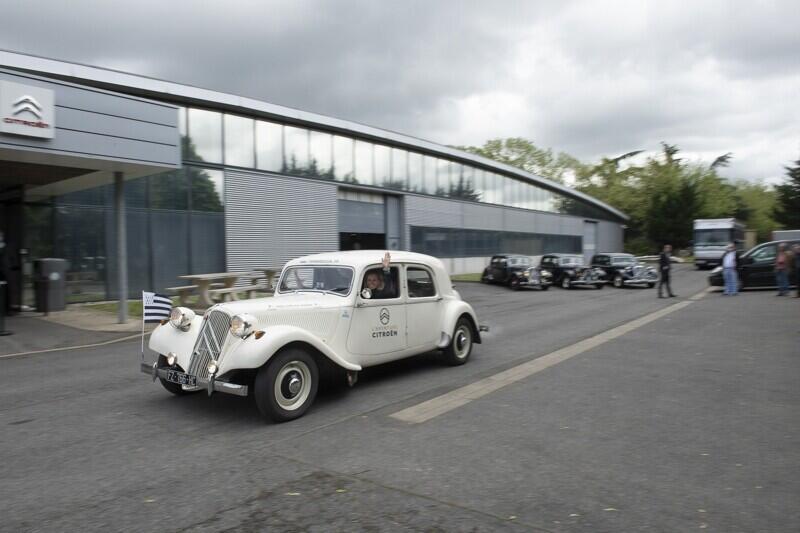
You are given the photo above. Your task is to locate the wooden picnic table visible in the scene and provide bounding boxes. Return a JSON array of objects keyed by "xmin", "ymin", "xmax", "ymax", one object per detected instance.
[
  {"xmin": 178, "ymin": 272, "xmax": 243, "ymax": 307},
  {"xmin": 251, "ymin": 267, "xmax": 280, "ymax": 290}
]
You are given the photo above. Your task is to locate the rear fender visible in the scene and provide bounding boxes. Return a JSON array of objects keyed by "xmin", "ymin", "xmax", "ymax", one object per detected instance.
[
  {"xmin": 219, "ymin": 325, "xmax": 361, "ymax": 375},
  {"xmin": 440, "ymin": 301, "xmax": 482, "ymax": 344}
]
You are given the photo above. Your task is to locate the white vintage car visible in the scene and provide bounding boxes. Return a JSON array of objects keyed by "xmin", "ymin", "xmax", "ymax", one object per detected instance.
[{"xmin": 141, "ymin": 251, "xmax": 486, "ymax": 422}]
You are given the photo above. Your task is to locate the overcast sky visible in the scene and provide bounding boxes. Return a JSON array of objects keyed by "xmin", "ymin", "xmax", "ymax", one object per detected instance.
[{"xmin": 2, "ymin": 0, "xmax": 798, "ymax": 183}]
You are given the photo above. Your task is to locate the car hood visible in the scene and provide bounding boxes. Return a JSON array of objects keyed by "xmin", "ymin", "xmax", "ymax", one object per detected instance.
[{"xmin": 214, "ymin": 292, "xmax": 348, "ymax": 316}]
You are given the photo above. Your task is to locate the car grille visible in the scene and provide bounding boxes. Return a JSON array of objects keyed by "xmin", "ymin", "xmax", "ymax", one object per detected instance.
[{"xmin": 188, "ymin": 309, "xmax": 230, "ymax": 380}]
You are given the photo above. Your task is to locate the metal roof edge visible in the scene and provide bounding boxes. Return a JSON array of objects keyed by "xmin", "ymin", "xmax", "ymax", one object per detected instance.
[{"xmin": 0, "ymin": 49, "xmax": 627, "ymax": 221}]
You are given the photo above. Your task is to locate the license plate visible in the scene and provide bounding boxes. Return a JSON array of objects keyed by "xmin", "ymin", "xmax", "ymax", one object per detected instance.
[{"xmin": 166, "ymin": 369, "xmax": 196, "ymax": 387}]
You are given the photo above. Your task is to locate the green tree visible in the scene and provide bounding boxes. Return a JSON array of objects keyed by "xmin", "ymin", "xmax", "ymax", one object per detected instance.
[
  {"xmin": 774, "ymin": 157, "xmax": 800, "ymax": 228},
  {"xmin": 733, "ymin": 180, "xmax": 778, "ymax": 241},
  {"xmin": 453, "ymin": 138, "xmax": 579, "ymax": 184}
]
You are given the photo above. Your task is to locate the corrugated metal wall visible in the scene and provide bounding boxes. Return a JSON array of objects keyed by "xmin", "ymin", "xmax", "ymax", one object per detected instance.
[
  {"xmin": 225, "ymin": 169, "xmax": 339, "ymax": 273},
  {"xmin": 404, "ymin": 194, "xmax": 589, "ymax": 246},
  {"xmin": 597, "ymin": 219, "xmax": 624, "ymax": 253}
]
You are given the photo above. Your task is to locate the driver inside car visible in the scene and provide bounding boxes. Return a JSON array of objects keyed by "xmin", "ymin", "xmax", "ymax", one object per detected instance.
[{"xmin": 363, "ymin": 252, "xmax": 397, "ymax": 299}]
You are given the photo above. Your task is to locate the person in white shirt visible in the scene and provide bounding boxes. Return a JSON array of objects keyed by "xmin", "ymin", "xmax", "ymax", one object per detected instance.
[{"xmin": 721, "ymin": 242, "xmax": 739, "ymax": 295}]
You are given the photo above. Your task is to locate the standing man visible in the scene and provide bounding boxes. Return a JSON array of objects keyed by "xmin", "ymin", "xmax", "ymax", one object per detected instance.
[
  {"xmin": 774, "ymin": 243, "xmax": 789, "ymax": 296},
  {"xmin": 721, "ymin": 242, "xmax": 739, "ymax": 296},
  {"xmin": 658, "ymin": 244, "xmax": 676, "ymax": 298}
]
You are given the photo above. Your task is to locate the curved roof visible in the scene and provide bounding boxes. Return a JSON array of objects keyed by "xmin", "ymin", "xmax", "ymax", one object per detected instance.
[{"xmin": 0, "ymin": 49, "xmax": 627, "ymax": 221}]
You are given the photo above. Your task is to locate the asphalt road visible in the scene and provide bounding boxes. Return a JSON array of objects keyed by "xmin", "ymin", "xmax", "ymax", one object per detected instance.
[{"xmin": 1, "ymin": 266, "xmax": 798, "ymax": 532}]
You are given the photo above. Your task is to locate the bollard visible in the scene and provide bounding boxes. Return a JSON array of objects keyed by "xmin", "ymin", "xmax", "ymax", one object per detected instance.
[{"xmin": 0, "ymin": 280, "xmax": 11, "ymax": 336}]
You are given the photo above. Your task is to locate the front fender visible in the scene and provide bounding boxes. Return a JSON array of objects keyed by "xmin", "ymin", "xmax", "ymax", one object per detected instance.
[
  {"xmin": 148, "ymin": 316, "xmax": 202, "ymax": 369},
  {"xmin": 219, "ymin": 325, "xmax": 361, "ymax": 375},
  {"xmin": 440, "ymin": 300, "xmax": 482, "ymax": 344}
]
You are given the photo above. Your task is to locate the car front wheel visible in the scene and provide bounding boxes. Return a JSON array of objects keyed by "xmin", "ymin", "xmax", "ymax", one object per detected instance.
[
  {"xmin": 561, "ymin": 277, "xmax": 572, "ymax": 289},
  {"xmin": 255, "ymin": 348, "xmax": 319, "ymax": 423},
  {"xmin": 613, "ymin": 275, "xmax": 624, "ymax": 288},
  {"xmin": 510, "ymin": 277, "xmax": 520, "ymax": 290},
  {"xmin": 443, "ymin": 317, "xmax": 473, "ymax": 366}
]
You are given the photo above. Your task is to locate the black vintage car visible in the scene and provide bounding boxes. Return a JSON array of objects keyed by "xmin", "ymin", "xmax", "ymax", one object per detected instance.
[
  {"xmin": 708, "ymin": 239, "xmax": 800, "ymax": 289},
  {"xmin": 591, "ymin": 253, "xmax": 658, "ymax": 288},
  {"xmin": 539, "ymin": 254, "xmax": 605, "ymax": 289},
  {"xmin": 481, "ymin": 254, "xmax": 552, "ymax": 290}
]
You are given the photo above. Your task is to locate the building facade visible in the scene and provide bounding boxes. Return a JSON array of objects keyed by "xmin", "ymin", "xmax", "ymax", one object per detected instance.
[{"xmin": 0, "ymin": 50, "xmax": 626, "ymax": 307}]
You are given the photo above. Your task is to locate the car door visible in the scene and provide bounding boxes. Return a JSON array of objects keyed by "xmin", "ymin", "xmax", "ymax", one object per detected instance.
[
  {"xmin": 491, "ymin": 257, "xmax": 507, "ymax": 282},
  {"xmin": 347, "ymin": 265, "xmax": 407, "ymax": 356},
  {"xmin": 404, "ymin": 264, "xmax": 443, "ymax": 351},
  {"xmin": 742, "ymin": 243, "xmax": 776, "ymax": 287}
]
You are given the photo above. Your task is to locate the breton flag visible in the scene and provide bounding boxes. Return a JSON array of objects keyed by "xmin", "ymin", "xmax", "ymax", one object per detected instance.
[{"xmin": 142, "ymin": 291, "xmax": 172, "ymax": 323}]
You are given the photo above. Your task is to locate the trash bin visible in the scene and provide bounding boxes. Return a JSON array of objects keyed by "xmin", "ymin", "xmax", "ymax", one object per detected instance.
[
  {"xmin": 0, "ymin": 280, "xmax": 10, "ymax": 335},
  {"xmin": 34, "ymin": 258, "xmax": 67, "ymax": 313}
]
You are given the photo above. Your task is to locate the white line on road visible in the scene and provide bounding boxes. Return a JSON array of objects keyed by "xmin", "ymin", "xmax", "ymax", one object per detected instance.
[
  {"xmin": 0, "ymin": 332, "xmax": 148, "ymax": 360},
  {"xmin": 390, "ymin": 287, "xmax": 713, "ymax": 424}
]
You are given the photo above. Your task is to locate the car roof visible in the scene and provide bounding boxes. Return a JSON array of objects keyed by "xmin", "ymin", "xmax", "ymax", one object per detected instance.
[{"xmin": 285, "ymin": 250, "xmax": 445, "ymax": 270}]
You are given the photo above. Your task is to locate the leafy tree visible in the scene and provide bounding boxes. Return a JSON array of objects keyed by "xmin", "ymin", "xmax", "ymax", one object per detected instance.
[
  {"xmin": 774, "ymin": 157, "xmax": 800, "ymax": 228},
  {"xmin": 453, "ymin": 138, "xmax": 579, "ymax": 184},
  {"xmin": 733, "ymin": 180, "xmax": 778, "ymax": 241}
]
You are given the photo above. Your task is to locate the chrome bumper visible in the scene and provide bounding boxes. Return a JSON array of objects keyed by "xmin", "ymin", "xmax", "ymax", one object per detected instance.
[
  {"xmin": 140, "ymin": 361, "xmax": 249, "ymax": 397},
  {"xmin": 623, "ymin": 278, "xmax": 656, "ymax": 285},
  {"xmin": 570, "ymin": 279, "xmax": 605, "ymax": 285}
]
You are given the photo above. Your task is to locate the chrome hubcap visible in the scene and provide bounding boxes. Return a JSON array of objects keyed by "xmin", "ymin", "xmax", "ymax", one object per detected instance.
[
  {"xmin": 454, "ymin": 326, "xmax": 471, "ymax": 359},
  {"xmin": 275, "ymin": 361, "xmax": 311, "ymax": 410}
]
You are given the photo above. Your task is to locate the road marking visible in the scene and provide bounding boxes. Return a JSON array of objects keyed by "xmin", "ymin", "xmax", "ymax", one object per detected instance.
[
  {"xmin": 391, "ymin": 287, "xmax": 713, "ymax": 424},
  {"xmin": 0, "ymin": 332, "xmax": 148, "ymax": 360}
]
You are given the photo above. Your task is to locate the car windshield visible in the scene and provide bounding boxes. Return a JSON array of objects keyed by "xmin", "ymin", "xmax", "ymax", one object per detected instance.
[
  {"xmin": 508, "ymin": 257, "xmax": 531, "ymax": 266},
  {"xmin": 559, "ymin": 256, "xmax": 584, "ymax": 266},
  {"xmin": 611, "ymin": 256, "xmax": 636, "ymax": 265},
  {"xmin": 694, "ymin": 229, "xmax": 730, "ymax": 246},
  {"xmin": 278, "ymin": 266, "xmax": 353, "ymax": 295}
]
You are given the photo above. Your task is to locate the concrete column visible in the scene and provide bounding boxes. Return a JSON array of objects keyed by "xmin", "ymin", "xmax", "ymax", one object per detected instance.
[{"xmin": 114, "ymin": 171, "xmax": 128, "ymax": 324}]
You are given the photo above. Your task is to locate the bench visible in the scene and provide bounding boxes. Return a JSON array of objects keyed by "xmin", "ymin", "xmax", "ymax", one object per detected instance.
[
  {"xmin": 207, "ymin": 282, "xmax": 272, "ymax": 302},
  {"xmin": 164, "ymin": 285, "xmax": 198, "ymax": 306}
]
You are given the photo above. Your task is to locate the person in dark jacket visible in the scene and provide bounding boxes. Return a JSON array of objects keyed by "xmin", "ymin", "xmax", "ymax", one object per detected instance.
[{"xmin": 658, "ymin": 244, "xmax": 676, "ymax": 298}]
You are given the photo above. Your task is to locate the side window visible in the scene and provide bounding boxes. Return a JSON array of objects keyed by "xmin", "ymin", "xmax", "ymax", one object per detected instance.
[
  {"xmin": 751, "ymin": 244, "xmax": 776, "ymax": 264},
  {"xmin": 361, "ymin": 267, "xmax": 400, "ymax": 299},
  {"xmin": 407, "ymin": 267, "xmax": 436, "ymax": 298},
  {"xmin": 541, "ymin": 257, "xmax": 552, "ymax": 268}
]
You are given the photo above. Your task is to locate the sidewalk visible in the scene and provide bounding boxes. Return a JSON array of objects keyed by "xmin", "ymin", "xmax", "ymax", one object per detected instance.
[{"xmin": 0, "ymin": 305, "xmax": 155, "ymax": 357}]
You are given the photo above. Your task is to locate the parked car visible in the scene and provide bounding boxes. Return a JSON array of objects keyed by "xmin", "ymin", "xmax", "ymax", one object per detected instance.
[
  {"xmin": 539, "ymin": 254, "xmax": 606, "ymax": 289},
  {"xmin": 591, "ymin": 253, "xmax": 658, "ymax": 288},
  {"xmin": 708, "ymin": 239, "xmax": 800, "ymax": 289},
  {"xmin": 480, "ymin": 254, "xmax": 552, "ymax": 290},
  {"xmin": 141, "ymin": 251, "xmax": 485, "ymax": 422}
]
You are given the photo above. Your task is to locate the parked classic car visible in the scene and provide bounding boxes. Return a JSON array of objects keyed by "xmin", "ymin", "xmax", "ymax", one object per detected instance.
[
  {"xmin": 141, "ymin": 251, "xmax": 485, "ymax": 422},
  {"xmin": 590, "ymin": 253, "xmax": 658, "ymax": 288},
  {"xmin": 708, "ymin": 239, "xmax": 800, "ymax": 290},
  {"xmin": 480, "ymin": 254, "xmax": 552, "ymax": 290},
  {"xmin": 539, "ymin": 254, "xmax": 605, "ymax": 289}
]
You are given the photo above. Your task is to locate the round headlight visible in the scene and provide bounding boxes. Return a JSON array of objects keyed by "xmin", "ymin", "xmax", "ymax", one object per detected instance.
[
  {"xmin": 230, "ymin": 314, "xmax": 256, "ymax": 338},
  {"xmin": 169, "ymin": 307, "xmax": 195, "ymax": 331},
  {"xmin": 166, "ymin": 352, "xmax": 177, "ymax": 366},
  {"xmin": 207, "ymin": 360, "xmax": 218, "ymax": 375}
]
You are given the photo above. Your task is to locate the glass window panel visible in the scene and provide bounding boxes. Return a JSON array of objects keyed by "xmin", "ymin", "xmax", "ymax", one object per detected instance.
[
  {"xmin": 149, "ymin": 168, "xmax": 188, "ymax": 210},
  {"xmin": 187, "ymin": 108, "xmax": 222, "ymax": 163},
  {"xmin": 284, "ymin": 126, "xmax": 309, "ymax": 175},
  {"xmin": 224, "ymin": 114, "xmax": 254, "ymax": 168},
  {"xmin": 190, "ymin": 167, "xmax": 224, "ymax": 212},
  {"xmin": 525, "ymin": 183, "xmax": 534, "ymax": 210},
  {"xmin": 472, "ymin": 168, "xmax": 485, "ymax": 202},
  {"xmin": 435, "ymin": 159, "xmax": 452, "ymax": 196},
  {"xmin": 408, "ymin": 152, "xmax": 423, "ymax": 192},
  {"xmin": 483, "ymin": 172, "xmax": 494, "ymax": 204},
  {"xmin": 422, "ymin": 155, "xmax": 437, "ymax": 195},
  {"xmin": 390, "ymin": 148, "xmax": 408, "ymax": 190},
  {"xmin": 515, "ymin": 180, "xmax": 524, "ymax": 208},
  {"xmin": 503, "ymin": 177, "xmax": 514, "ymax": 207},
  {"xmin": 255, "ymin": 121, "xmax": 283, "ymax": 172},
  {"xmin": 374, "ymin": 144, "xmax": 391, "ymax": 188},
  {"xmin": 354, "ymin": 140, "xmax": 374, "ymax": 185},
  {"xmin": 309, "ymin": 130, "xmax": 333, "ymax": 179},
  {"xmin": 333, "ymin": 135, "xmax": 354, "ymax": 182}
]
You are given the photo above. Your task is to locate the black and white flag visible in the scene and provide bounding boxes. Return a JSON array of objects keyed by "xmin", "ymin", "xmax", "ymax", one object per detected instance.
[{"xmin": 142, "ymin": 291, "xmax": 172, "ymax": 323}]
